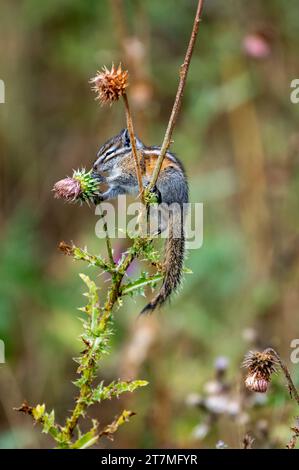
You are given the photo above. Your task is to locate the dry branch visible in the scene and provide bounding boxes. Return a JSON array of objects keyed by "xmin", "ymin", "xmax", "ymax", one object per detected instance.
[{"xmin": 148, "ymin": 0, "xmax": 205, "ymax": 190}]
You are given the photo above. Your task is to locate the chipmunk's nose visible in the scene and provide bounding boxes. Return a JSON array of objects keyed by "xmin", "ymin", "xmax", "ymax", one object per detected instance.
[
  {"xmin": 93, "ymin": 158, "xmax": 103, "ymax": 172},
  {"xmin": 92, "ymin": 167, "xmax": 101, "ymax": 180},
  {"xmin": 91, "ymin": 169, "xmax": 103, "ymax": 184}
]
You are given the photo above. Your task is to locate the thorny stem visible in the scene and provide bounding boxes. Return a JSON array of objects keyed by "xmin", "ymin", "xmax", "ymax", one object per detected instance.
[
  {"xmin": 59, "ymin": 242, "xmax": 114, "ymax": 273},
  {"xmin": 64, "ymin": 371, "xmax": 94, "ymax": 439},
  {"xmin": 122, "ymin": 93, "xmax": 144, "ymax": 199},
  {"xmin": 148, "ymin": 0, "xmax": 205, "ymax": 190},
  {"xmin": 63, "ymin": 236, "xmax": 148, "ymax": 440},
  {"xmin": 266, "ymin": 348, "xmax": 299, "ymax": 406}
]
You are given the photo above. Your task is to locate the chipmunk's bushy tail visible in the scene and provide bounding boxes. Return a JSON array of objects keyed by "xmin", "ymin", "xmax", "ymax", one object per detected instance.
[{"xmin": 140, "ymin": 219, "xmax": 185, "ymax": 314}]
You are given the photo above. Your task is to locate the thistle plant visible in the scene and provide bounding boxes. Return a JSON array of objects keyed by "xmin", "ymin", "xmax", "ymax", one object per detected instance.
[
  {"xmin": 17, "ymin": 68, "xmax": 160, "ymax": 449},
  {"xmin": 242, "ymin": 348, "xmax": 299, "ymax": 401},
  {"xmin": 53, "ymin": 169, "xmax": 101, "ymax": 204},
  {"xmin": 16, "ymin": 270, "xmax": 148, "ymax": 448},
  {"xmin": 242, "ymin": 348, "xmax": 299, "ymax": 448},
  {"xmin": 243, "ymin": 350, "xmax": 278, "ymax": 393},
  {"xmin": 16, "ymin": 229, "xmax": 162, "ymax": 448},
  {"xmin": 16, "ymin": 1, "xmax": 205, "ymax": 448},
  {"xmin": 91, "ymin": 63, "xmax": 144, "ymax": 197}
]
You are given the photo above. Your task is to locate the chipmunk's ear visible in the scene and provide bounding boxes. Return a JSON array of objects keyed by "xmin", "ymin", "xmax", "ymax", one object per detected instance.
[
  {"xmin": 135, "ymin": 135, "xmax": 144, "ymax": 149},
  {"xmin": 123, "ymin": 128, "xmax": 131, "ymax": 147},
  {"xmin": 123, "ymin": 128, "xmax": 144, "ymax": 149}
]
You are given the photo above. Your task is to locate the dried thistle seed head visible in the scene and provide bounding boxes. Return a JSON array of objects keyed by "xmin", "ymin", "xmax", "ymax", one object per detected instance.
[
  {"xmin": 14, "ymin": 401, "xmax": 33, "ymax": 415},
  {"xmin": 242, "ymin": 350, "xmax": 278, "ymax": 377},
  {"xmin": 53, "ymin": 169, "xmax": 100, "ymax": 204},
  {"xmin": 58, "ymin": 241, "xmax": 74, "ymax": 256},
  {"xmin": 245, "ymin": 372, "xmax": 269, "ymax": 393},
  {"xmin": 242, "ymin": 432, "xmax": 255, "ymax": 449},
  {"xmin": 53, "ymin": 177, "xmax": 81, "ymax": 201},
  {"xmin": 90, "ymin": 64, "xmax": 129, "ymax": 105},
  {"xmin": 242, "ymin": 349, "xmax": 278, "ymax": 393}
]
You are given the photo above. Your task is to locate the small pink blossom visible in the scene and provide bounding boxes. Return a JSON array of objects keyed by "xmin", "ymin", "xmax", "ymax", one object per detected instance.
[
  {"xmin": 53, "ymin": 177, "xmax": 81, "ymax": 201},
  {"xmin": 243, "ymin": 34, "xmax": 271, "ymax": 59}
]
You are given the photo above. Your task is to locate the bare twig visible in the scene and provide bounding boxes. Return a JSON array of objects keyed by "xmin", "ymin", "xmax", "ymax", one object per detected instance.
[
  {"xmin": 265, "ymin": 348, "xmax": 299, "ymax": 406},
  {"xmin": 148, "ymin": 0, "xmax": 205, "ymax": 190},
  {"xmin": 122, "ymin": 93, "xmax": 144, "ymax": 199}
]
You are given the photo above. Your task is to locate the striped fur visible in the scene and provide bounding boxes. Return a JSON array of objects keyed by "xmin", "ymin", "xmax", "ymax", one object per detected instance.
[{"xmin": 93, "ymin": 129, "xmax": 189, "ymax": 314}]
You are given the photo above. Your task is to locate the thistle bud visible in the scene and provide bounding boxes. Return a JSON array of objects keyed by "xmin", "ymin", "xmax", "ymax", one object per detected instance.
[
  {"xmin": 53, "ymin": 177, "xmax": 81, "ymax": 202},
  {"xmin": 53, "ymin": 169, "xmax": 100, "ymax": 204},
  {"xmin": 90, "ymin": 63, "xmax": 129, "ymax": 105}
]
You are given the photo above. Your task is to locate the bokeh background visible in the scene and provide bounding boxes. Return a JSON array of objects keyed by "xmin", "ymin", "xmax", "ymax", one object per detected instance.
[{"xmin": 1, "ymin": 0, "xmax": 299, "ymax": 449}]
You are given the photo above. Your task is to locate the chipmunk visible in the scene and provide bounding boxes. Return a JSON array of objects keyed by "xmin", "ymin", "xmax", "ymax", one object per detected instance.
[{"xmin": 92, "ymin": 128, "xmax": 189, "ymax": 314}]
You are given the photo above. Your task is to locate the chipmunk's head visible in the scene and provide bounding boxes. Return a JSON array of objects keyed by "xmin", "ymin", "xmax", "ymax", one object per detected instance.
[{"xmin": 93, "ymin": 128, "xmax": 144, "ymax": 173}]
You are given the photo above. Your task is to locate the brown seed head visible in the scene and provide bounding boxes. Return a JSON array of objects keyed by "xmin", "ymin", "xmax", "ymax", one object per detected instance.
[
  {"xmin": 242, "ymin": 432, "xmax": 255, "ymax": 449},
  {"xmin": 242, "ymin": 350, "xmax": 278, "ymax": 393},
  {"xmin": 90, "ymin": 64, "xmax": 129, "ymax": 105},
  {"xmin": 242, "ymin": 350, "xmax": 278, "ymax": 378},
  {"xmin": 14, "ymin": 401, "xmax": 33, "ymax": 416},
  {"xmin": 58, "ymin": 241, "xmax": 74, "ymax": 256}
]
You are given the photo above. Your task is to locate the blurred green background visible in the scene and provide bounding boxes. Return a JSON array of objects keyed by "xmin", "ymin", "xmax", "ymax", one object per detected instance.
[{"xmin": 0, "ymin": 0, "xmax": 299, "ymax": 449}]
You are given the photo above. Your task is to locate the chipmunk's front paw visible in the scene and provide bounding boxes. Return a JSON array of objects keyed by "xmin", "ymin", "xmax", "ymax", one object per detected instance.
[
  {"xmin": 91, "ymin": 171, "xmax": 105, "ymax": 184},
  {"xmin": 92, "ymin": 193, "xmax": 104, "ymax": 204},
  {"xmin": 145, "ymin": 184, "xmax": 162, "ymax": 204}
]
